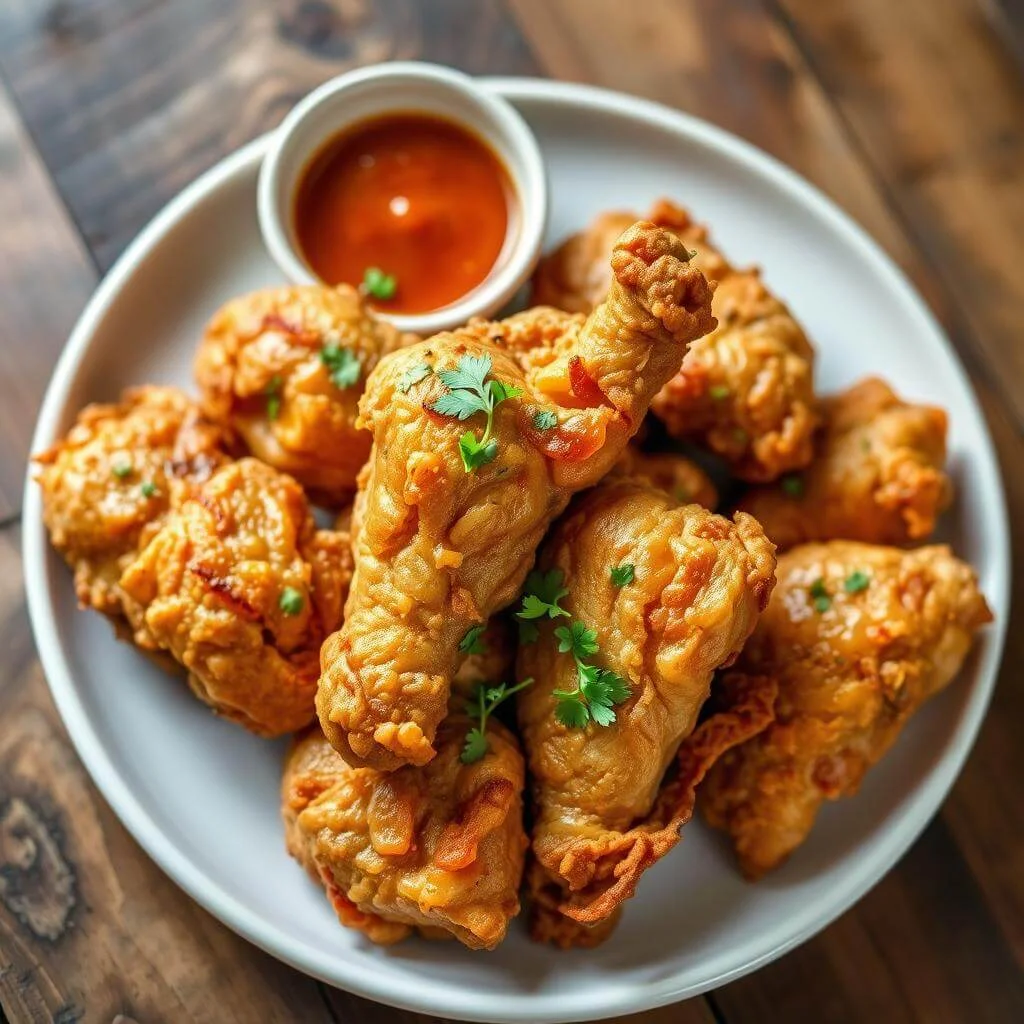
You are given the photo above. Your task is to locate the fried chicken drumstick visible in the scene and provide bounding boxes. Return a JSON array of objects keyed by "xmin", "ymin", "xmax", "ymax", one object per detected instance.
[
  {"xmin": 738, "ymin": 377, "xmax": 952, "ymax": 549},
  {"xmin": 533, "ymin": 199, "xmax": 818, "ymax": 481},
  {"xmin": 283, "ymin": 715, "xmax": 527, "ymax": 950},
  {"xmin": 517, "ymin": 479, "xmax": 776, "ymax": 945},
  {"xmin": 700, "ymin": 541, "xmax": 991, "ymax": 879},
  {"xmin": 317, "ymin": 222, "xmax": 717, "ymax": 771}
]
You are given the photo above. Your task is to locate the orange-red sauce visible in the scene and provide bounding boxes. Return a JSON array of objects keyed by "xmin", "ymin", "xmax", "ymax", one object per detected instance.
[{"xmin": 294, "ymin": 112, "xmax": 513, "ymax": 314}]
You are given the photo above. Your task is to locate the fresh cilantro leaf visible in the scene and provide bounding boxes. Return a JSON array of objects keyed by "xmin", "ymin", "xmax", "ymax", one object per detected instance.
[
  {"xmin": 460, "ymin": 677, "xmax": 534, "ymax": 763},
  {"xmin": 844, "ymin": 570, "xmax": 871, "ymax": 594},
  {"xmin": 533, "ymin": 409, "xmax": 558, "ymax": 431},
  {"xmin": 432, "ymin": 390, "xmax": 485, "ymax": 420},
  {"xmin": 140, "ymin": 481, "xmax": 158, "ymax": 498},
  {"xmin": 596, "ymin": 668, "xmax": 631, "ymax": 705},
  {"xmin": 610, "ymin": 564, "xmax": 635, "ymax": 587},
  {"xmin": 459, "ymin": 432, "xmax": 499, "ymax": 472},
  {"xmin": 320, "ymin": 344, "xmax": 362, "ymax": 389},
  {"xmin": 111, "ymin": 460, "xmax": 133, "ymax": 479},
  {"xmin": 518, "ymin": 570, "xmax": 570, "ymax": 618},
  {"xmin": 459, "ymin": 624, "xmax": 488, "ymax": 655},
  {"xmin": 279, "ymin": 587, "xmax": 304, "ymax": 615},
  {"xmin": 809, "ymin": 578, "xmax": 829, "ymax": 600},
  {"xmin": 554, "ymin": 621, "xmax": 599, "ymax": 659},
  {"xmin": 398, "ymin": 362, "xmax": 432, "ymax": 393},
  {"xmin": 488, "ymin": 379, "xmax": 523, "ymax": 403},
  {"xmin": 709, "ymin": 384, "xmax": 730, "ymax": 401},
  {"xmin": 518, "ymin": 594, "xmax": 557, "ymax": 620},
  {"xmin": 485, "ymin": 684, "xmax": 507, "ymax": 704},
  {"xmin": 554, "ymin": 692, "xmax": 591, "ymax": 729},
  {"xmin": 461, "ymin": 727, "xmax": 488, "ymax": 764},
  {"xmin": 781, "ymin": 474, "xmax": 804, "ymax": 498},
  {"xmin": 813, "ymin": 596, "xmax": 832, "ymax": 613},
  {"xmin": 809, "ymin": 580, "xmax": 831, "ymax": 612},
  {"xmin": 438, "ymin": 353, "xmax": 492, "ymax": 393},
  {"xmin": 589, "ymin": 701, "xmax": 618, "ymax": 727},
  {"xmin": 363, "ymin": 266, "xmax": 397, "ymax": 300}
]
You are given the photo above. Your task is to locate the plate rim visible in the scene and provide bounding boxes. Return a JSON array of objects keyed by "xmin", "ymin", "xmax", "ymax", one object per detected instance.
[{"xmin": 21, "ymin": 76, "xmax": 1011, "ymax": 1023}]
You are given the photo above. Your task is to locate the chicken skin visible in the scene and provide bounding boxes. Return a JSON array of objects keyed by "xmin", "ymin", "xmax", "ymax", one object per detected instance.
[
  {"xmin": 700, "ymin": 541, "xmax": 992, "ymax": 879},
  {"xmin": 119, "ymin": 458, "xmax": 352, "ymax": 736},
  {"xmin": 738, "ymin": 378, "xmax": 952, "ymax": 550},
  {"xmin": 533, "ymin": 199, "xmax": 818, "ymax": 481},
  {"xmin": 35, "ymin": 386, "xmax": 229, "ymax": 617},
  {"xmin": 282, "ymin": 717, "xmax": 527, "ymax": 950},
  {"xmin": 317, "ymin": 222, "xmax": 717, "ymax": 771},
  {"xmin": 516, "ymin": 480, "xmax": 776, "ymax": 944},
  {"xmin": 194, "ymin": 284, "xmax": 416, "ymax": 505},
  {"xmin": 612, "ymin": 445, "xmax": 718, "ymax": 509}
]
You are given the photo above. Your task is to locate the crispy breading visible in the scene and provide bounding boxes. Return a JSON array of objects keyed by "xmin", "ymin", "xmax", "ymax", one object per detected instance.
[
  {"xmin": 194, "ymin": 284, "xmax": 416, "ymax": 505},
  {"xmin": 612, "ymin": 445, "xmax": 718, "ymax": 509},
  {"xmin": 282, "ymin": 719, "xmax": 527, "ymax": 950},
  {"xmin": 517, "ymin": 480, "xmax": 776, "ymax": 944},
  {"xmin": 700, "ymin": 541, "xmax": 992, "ymax": 879},
  {"xmin": 119, "ymin": 458, "xmax": 352, "ymax": 736},
  {"xmin": 317, "ymin": 222, "xmax": 717, "ymax": 771},
  {"xmin": 738, "ymin": 377, "xmax": 952, "ymax": 549}
]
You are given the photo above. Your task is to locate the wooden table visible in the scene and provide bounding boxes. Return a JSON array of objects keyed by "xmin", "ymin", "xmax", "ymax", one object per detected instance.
[{"xmin": 2, "ymin": 2, "xmax": 1023, "ymax": 1021}]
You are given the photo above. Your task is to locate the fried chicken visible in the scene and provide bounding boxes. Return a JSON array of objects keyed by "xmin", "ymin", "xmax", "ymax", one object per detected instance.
[
  {"xmin": 282, "ymin": 717, "xmax": 527, "ymax": 949},
  {"xmin": 700, "ymin": 541, "xmax": 992, "ymax": 879},
  {"xmin": 516, "ymin": 480, "xmax": 776, "ymax": 945},
  {"xmin": 533, "ymin": 199, "xmax": 818, "ymax": 481},
  {"xmin": 612, "ymin": 445, "xmax": 718, "ymax": 509},
  {"xmin": 738, "ymin": 378, "xmax": 952, "ymax": 550},
  {"xmin": 317, "ymin": 222, "xmax": 717, "ymax": 771},
  {"xmin": 119, "ymin": 458, "xmax": 352, "ymax": 736},
  {"xmin": 35, "ymin": 386, "xmax": 229, "ymax": 617},
  {"xmin": 194, "ymin": 284, "xmax": 416, "ymax": 505}
]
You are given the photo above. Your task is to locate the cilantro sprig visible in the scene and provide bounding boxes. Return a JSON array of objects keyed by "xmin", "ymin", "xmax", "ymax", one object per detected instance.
[
  {"xmin": 459, "ymin": 624, "xmax": 488, "ymax": 655},
  {"xmin": 429, "ymin": 354, "xmax": 523, "ymax": 473},
  {"xmin": 363, "ymin": 266, "xmax": 397, "ymax": 301},
  {"xmin": 515, "ymin": 568, "xmax": 570, "ymax": 644},
  {"xmin": 844, "ymin": 570, "xmax": 871, "ymax": 594},
  {"xmin": 552, "ymin": 620, "xmax": 631, "ymax": 729},
  {"xmin": 320, "ymin": 344, "xmax": 362, "ymax": 389},
  {"xmin": 398, "ymin": 362, "xmax": 432, "ymax": 394},
  {"xmin": 610, "ymin": 564, "xmax": 635, "ymax": 587},
  {"xmin": 461, "ymin": 678, "xmax": 534, "ymax": 763},
  {"xmin": 809, "ymin": 578, "xmax": 831, "ymax": 613}
]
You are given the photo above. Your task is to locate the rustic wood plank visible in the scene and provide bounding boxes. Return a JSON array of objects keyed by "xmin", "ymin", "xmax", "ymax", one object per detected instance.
[
  {"xmin": 0, "ymin": 0, "xmax": 542, "ymax": 274},
  {"xmin": 772, "ymin": 0, "xmax": 1024, "ymax": 428},
  {"xmin": 509, "ymin": 0, "xmax": 1024, "ymax": 1014},
  {"xmin": 0, "ymin": 84, "xmax": 96, "ymax": 522}
]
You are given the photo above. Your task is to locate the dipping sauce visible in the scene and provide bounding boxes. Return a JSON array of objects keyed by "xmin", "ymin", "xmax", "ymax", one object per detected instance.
[{"xmin": 294, "ymin": 112, "xmax": 514, "ymax": 314}]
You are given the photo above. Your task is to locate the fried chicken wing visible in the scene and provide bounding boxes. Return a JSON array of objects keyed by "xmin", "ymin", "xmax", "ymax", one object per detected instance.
[
  {"xmin": 700, "ymin": 541, "xmax": 992, "ymax": 879},
  {"xmin": 533, "ymin": 200, "xmax": 818, "ymax": 481},
  {"xmin": 35, "ymin": 386, "xmax": 229, "ymax": 616},
  {"xmin": 612, "ymin": 445, "xmax": 718, "ymax": 509},
  {"xmin": 194, "ymin": 284, "xmax": 416, "ymax": 505},
  {"xmin": 317, "ymin": 222, "xmax": 717, "ymax": 770},
  {"xmin": 119, "ymin": 458, "xmax": 352, "ymax": 736},
  {"xmin": 283, "ymin": 716, "xmax": 527, "ymax": 949},
  {"xmin": 516, "ymin": 480, "xmax": 776, "ymax": 943},
  {"xmin": 738, "ymin": 378, "xmax": 952, "ymax": 550}
]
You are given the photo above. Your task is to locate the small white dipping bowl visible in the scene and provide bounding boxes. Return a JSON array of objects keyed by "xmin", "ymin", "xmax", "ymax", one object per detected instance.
[{"xmin": 258, "ymin": 61, "xmax": 548, "ymax": 336}]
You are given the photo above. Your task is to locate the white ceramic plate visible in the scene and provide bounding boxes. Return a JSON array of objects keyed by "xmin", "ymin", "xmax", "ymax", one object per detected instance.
[{"xmin": 23, "ymin": 79, "xmax": 1009, "ymax": 1023}]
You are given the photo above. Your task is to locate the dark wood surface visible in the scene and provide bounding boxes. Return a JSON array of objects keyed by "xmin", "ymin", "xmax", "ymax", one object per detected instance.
[{"xmin": 1, "ymin": 1, "xmax": 1022, "ymax": 1021}]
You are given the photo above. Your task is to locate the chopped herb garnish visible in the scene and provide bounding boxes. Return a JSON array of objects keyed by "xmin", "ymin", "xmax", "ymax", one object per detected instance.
[
  {"xmin": 552, "ymin": 619, "xmax": 632, "ymax": 729},
  {"xmin": 111, "ymin": 461, "xmax": 133, "ymax": 480},
  {"xmin": 266, "ymin": 374, "xmax": 283, "ymax": 421},
  {"xmin": 140, "ymin": 481, "xmax": 158, "ymax": 498},
  {"xmin": 320, "ymin": 344, "xmax": 362, "ymax": 389},
  {"xmin": 844, "ymin": 570, "xmax": 871, "ymax": 594},
  {"xmin": 610, "ymin": 564, "xmax": 635, "ymax": 587},
  {"xmin": 809, "ymin": 578, "xmax": 831, "ymax": 613},
  {"xmin": 555, "ymin": 621, "xmax": 599, "ymax": 659},
  {"xmin": 459, "ymin": 624, "xmax": 488, "ymax": 656},
  {"xmin": 363, "ymin": 266, "xmax": 397, "ymax": 300},
  {"xmin": 279, "ymin": 586, "xmax": 304, "ymax": 616},
  {"xmin": 687, "ymin": 248, "xmax": 699, "ymax": 260},
  {"xmin": 398, "ymin": 362, "xmax": 432, "ymax": 394},
  {"xmin": 781, "ymin": 474, "xmax": 804, "ymax": 498},
  {"xmin": 515, "ymin": 568, "xmax": 571, "ymax": 645},
  {"xmin": 461, "ymin": 678, "xmax": 534, "ymax": 763},
  {"xmin": 709, "ymin": 384, "xmax": 730, "ymax": 401},
  {"xmin": 533, "ymin": 409, "xmax": 558, "ymax": 431},
  {"xmin": 430, "ymin": 353, "xmax": 523, "ymax": 473}
]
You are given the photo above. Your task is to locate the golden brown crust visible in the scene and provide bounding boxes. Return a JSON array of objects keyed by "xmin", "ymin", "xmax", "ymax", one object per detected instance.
[
  {"xmin": 119, "ymin": 458, "xmax": 352, "ymax": 736},
  {"xmin": 738, "ymin": 377, "xmax": 952, "ymax": 550},
  {"xmin": 516, "ymin": 480, "xmax": 776, "ymax": 943},
  {"xmin": 317, "ymin": 223, "xmax": 717, "ymax": 771},
  {"xmin": 282, "ymin": 720, "xmax": 527, "ymax": 950},
  {"xmin": 34, "ymin": 386, "xmax": 230, "ymax": 616},
  {"xmin": 194, "ymin": 284, "xmax": 416, "ymax": 505},
  {"xmin": 700, "ymin": 541, "xmax": 992, "ymax": 878},
  {"xmin": 533, "ymin": 199, "xmax": 819, "ymax": 481}
]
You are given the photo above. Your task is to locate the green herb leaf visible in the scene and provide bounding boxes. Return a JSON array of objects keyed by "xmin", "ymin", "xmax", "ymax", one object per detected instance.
[
  {"xmin": 610, "ymin": 564, "xmax": 635, "ymax": 587},
  {"xmin": 432, "ymin": 390, "xmax": 486, "ymax": 420},
  {"xmin": 844, "ymin": 570, "xmax": 871, "ymax": 594},
  {"xmin": 809, "ymin": 579, "xmax": 832, "ymax": 612},
  {"xmin": 533, "ymin": 409, "xmax": 558, "ymax": 431},
  {"xmin": 709, "ymin": 384, "xmax": 730, "ymax": 401},
  {"xmin": 279, "ymin": 586, "xmax": 304, "ymax": 616},
  {"xmin": 554, "ymin": 621, "xmax": 599, "ymax": 660},
  {"xmin": 111, "ymin": 460, "xmax": 133, "ymax": 480},
  {"xmin": 398, "ymin": 362, "xmax": 432, "ymax": 394},
  {"xmin": 516, "ymin": 569, "xmax": 570, "ymax": 621},
  {"xmin": 320, "ymin": 344, "xmax": 362, "ymax": 389},
  {"xmin": 554, "ymin": 691, "xmax": 591, "ymax": 729},
  {"xmin": 813, "ymin": 595, "xmax": 832, "ymax": 613},
  {"xmin": 459, "ymin": 431, "xmax": 499, "ymax": 473},
  {"xmin": 809, "ymin": 578, "xmax": 829, "ymax": 600},
  {"xmin": 140, "ymin": 481, "xmax": 158, "ymax": 498},
  {"xmin": 589, "ymin": 701, "xmax": 618, "ymax": 727},
  {"xmin": 266, "ymin": 374, "xmax": 283, "ymax": 421},
  {"xmin": 460, "ymin": 677, "xmax": 534, "ymax": 763},
  {"xmin": 781, "ymin": 474, "xmax": 804, "ymax": 499},
  {"xmin": 461, "ymin": 727, "xmax": 488, "ymax": 764},
  {"xmin": 363, "ymin": 266, "xmax": 397, "ymax": 300},
  {"xmin": 459, "ymin": 624, "xmax": 488, "ymax": 655}
]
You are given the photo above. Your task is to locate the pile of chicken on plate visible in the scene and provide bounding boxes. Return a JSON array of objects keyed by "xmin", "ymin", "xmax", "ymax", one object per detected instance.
[{"xmin": 38, "ymin": 203, "xmax": 991, "ymax": 951}]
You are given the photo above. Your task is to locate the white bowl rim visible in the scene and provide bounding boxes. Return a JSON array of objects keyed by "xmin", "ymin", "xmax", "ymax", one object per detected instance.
[
  {"xmin": 22, "ymin": 77, "xmax": 1010, "ymax": 1024},
  {"xmin": 257, "ymin": 61, "xmax": 549, "ymax": 335}
]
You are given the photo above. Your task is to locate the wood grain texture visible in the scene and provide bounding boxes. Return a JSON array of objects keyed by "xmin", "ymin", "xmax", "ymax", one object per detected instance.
[{"xmin": 0, "ymin": 84, "xmax": 96, "ymax": 522}]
